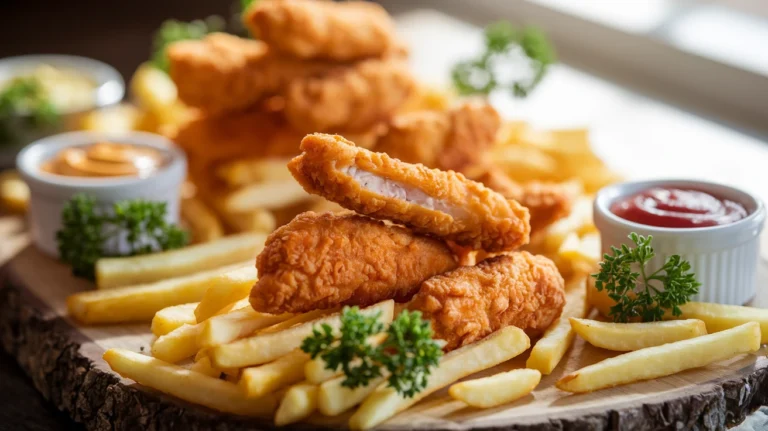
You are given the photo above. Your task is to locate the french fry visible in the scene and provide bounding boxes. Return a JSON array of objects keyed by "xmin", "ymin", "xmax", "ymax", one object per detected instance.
[
  {"xmin": 259, "ymin": 308, "xmax": 338, "ymax": 334},
  {"xmin": 493, "ymin": 145, "xmax": 559, "ymax": 183},
  {"xmin": 570, "ymin": 318, "xmax": 707, "ymax": 351},
  {"xmin": 675, "ymin": 302, "xmax": 768, "ymax": 344},
  {"xmin": 103, "ymin": 348, "xmax": 276, "ymax": 417},
  {"xmin": 558, "ymin": 232, "xmax": 601, "ymax": 267},
  {"xmin": 557, "ymin": 322, "xmax": 761, "ymax": 393},
  {"xmin": 194, "ymin": 265, "xmax": 258, "ymax": 322},
  {"xmin": 318, "ymin": 374, "xmax": 387, "ymax": 417},
  {"xmin": 96, "ymin": 232, "xmax": 266, "ymax": 289},
  {"xmin": 543, "ymin": 197, "xmax": 595, "ymax": 252},
  {"xmin": 349, "ymin": 326, "xmax": 531, "ymax": 430},
  {"xmin": 80, "ymin": 103, "xmax": 144, "ymax": 134},
  {"xmin": 526, "ymin": 278, "xmax": 588, "ymax": 374},
  {"xmin": 199, "ymin": 308, "xmax": 293, "ymax": 349},
  {"xmin": 305, "ymin": 333, "xmax": 387, "ymax": 384},
  {"xmin": 189, "ymin": 356, "xmax": 222, "ymax": 378},
  {"xmin": 181, "ymin": 197, "xmax": 224, "ymax": 244},
  {"xmin": 212, "ymin": 301, "xmax": 394, "ymax": 369},
  {"xmin": 215, "ymin": 157, "xmax": 294, "ymax": 188},
  {"xmin": 449, "ymin": 368, "xmax": 541, "ymax": 408},
  {"xmin": 223, "ymin": 180, "xmax": 309, "ymax": 212},
  {"xmin": 0, "ymin": 170, "xmax": 29, "ymax": 213},
  {"xmin": 68, "ymin": 262, "xmax": 250, "ymax": 325},
  {"xmin": 240, "ymin": 350, "xmax": 310, "ymax": 398},
  {"xmin": 219, "ymin": 207, "xmax": 276, "ymax": 234},
  {"xmin": 151, "ymin": 323, "xmax": 201, "ymax": 363},
  {"xmin": 274, "ymin": 383, "xmax": 318, "ymax": 426},
  {"xmin": 151, "ymin": 302, "xmax": 198, "ymax": 336}
]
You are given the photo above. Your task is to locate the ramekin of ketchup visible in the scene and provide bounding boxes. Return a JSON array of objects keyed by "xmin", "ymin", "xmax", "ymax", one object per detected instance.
[{"xmin": 594, "ymin": 180, "xmax": 765, "ymax": 305}]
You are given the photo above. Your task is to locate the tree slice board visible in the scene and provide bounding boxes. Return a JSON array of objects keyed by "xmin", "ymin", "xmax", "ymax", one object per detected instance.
[{"xmin": 1, "ymin": 217, "xmax": 767, "ymax": 431}]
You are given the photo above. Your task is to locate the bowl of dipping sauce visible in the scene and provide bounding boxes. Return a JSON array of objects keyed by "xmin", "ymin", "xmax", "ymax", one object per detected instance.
[
  {"xmin": 17, "ymin": 131, "xmax": 186, "ymax": 257},
  {"xmin": 594, "ymin": 179, "xmax": 765, "ymax": 305},
  {"xmin": 0, "ymin": 55, "xmax": 125, "ymax": 166}
]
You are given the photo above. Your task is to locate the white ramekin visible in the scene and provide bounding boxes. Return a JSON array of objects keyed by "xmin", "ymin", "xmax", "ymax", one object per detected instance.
[
  {"xmin": 594, "ymin": 179, "xmax": 766, "ymax": 305},
  {"xmin": 16, "ymin": 131, "xmax": 187, "ymax": 257}
]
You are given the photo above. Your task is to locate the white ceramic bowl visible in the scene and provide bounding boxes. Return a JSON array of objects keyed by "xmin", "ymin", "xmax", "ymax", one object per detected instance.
[
  {"xmin": 594, "ymin": 179, "xmax": 766, "ymax": 305},
  {"xmin": 16, "ymin": 131, "xmax": 187, "ymax": 257}
]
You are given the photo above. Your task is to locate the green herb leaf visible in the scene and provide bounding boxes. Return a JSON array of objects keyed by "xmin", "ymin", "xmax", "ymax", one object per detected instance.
[
  {"xmin": 592, "ymin": 233, "xmax": 700, "ymax": 323},
  {"xmin": 452, "ymin": 22, "xmax": 555, "ymax": 98},
  {"xmin": 300, "ymin": 307, "xmax": 442, "ymax": 398},
  {"xmin": 56, "ymin": 194, "xmax": 188, "ymax": 280},
  {"xmin": 151, "ymin": 16, "xmax": 226, "ymax": 73},
  {"xmin": 0, "ymin": 77, "xmax": 59, "ymax": 146}
]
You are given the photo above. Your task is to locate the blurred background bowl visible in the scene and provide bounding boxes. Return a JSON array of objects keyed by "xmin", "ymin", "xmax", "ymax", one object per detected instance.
[{"xmin": 0, "ymin": 55, "xmax": 125, "ymax": 167}]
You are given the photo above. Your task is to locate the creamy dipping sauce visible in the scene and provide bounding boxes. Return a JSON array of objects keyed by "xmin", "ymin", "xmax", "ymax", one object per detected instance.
[
  {"xmin": 610, "ymin": 187, "xmax": 748, "ymax": 228},
  {"xmin": 41, "ymin": 142, "xmax": 165, "ymax": 178}
]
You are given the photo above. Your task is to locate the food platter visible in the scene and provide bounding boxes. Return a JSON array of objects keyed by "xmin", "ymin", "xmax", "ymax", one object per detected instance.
[{"xmin": 1, "ymin": 218, "xmax": 767, "ymax": 431}]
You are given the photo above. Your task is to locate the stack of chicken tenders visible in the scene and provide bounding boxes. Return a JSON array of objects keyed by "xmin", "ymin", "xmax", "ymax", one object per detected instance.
[{"xmin": 250, "ymin": 134, "xmax": 567, "ymax": 351}]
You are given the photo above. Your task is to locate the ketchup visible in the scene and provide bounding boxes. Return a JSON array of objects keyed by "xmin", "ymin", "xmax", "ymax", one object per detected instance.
[{"xmin": 610, "ymin": 187, "xmax": 748, "ymax": 228}]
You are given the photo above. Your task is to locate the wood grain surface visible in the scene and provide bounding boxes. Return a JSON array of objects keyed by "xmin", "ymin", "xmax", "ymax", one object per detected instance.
[{"xmin": 1, "ymin": 215, "xmax": 767, "ymax": 430}]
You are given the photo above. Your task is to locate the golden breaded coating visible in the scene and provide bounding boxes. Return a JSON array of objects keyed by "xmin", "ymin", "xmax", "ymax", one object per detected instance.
[
  {"xmin": 282, "ymin": 59, "xmax": 416, "ymax": 133},
  {"xmin": 408, "ymin": 252, "xmax": 565, "ymax": 351},
  {"xmin": 288, "ymin": 134, "xmax": 531, "ymax": 251},
  {"xmin": 168, "ymin": 33, "xmax": 333, "ymax": 115},
  {"xmin": 475, "ymin": 167, "xmax": 580, "ymax": 235},
  {"xmin": 375, "ymin": 101, "xmax": 500, "ymax": 174},
  {"xmin": 245, "ymin": 0, "xmax": 396, "ymax": 61},
  {"xmin": 251, "ymin": 211, "xmax": 458, "ymax": 313}
]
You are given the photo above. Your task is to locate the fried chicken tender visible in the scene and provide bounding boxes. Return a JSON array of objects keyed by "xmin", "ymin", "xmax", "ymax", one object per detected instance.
[
  {"xmin": 283, "ymin": 58, "xmax": 416, "ymax": 133},
  {"xmin": 375, "ymin": 101, "xmax": 501, "ymax": 174},
  {"xmin": 245, "ymin": 0, "xmax": 396, "ymax": 61},
  {"xmin": 250, "ymin": 211, "xmax": 458, "ymax": 313},
  {"xmin": 475, "ymin": 167, "xmax": 580, "ymax": 235},
  {"xmin": 408, "ymin": 252, "xmax": 565, "ymax": 351},
  {"xmin": 288, "ymin": 134, "xmax": 530, "ymax": 251},
  {"xmin": 168, "ymin": 33, "xmax": 333, "ymax": 115}
]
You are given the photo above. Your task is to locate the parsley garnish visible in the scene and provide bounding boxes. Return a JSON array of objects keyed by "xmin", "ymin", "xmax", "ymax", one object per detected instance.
[
  {"xmin": 452, "ymin": 22, "xmax": 555, "ymax": 98},
  {"xmin": 301, "ymin": 307, "xmax": 442, "ymax": 398},
  {"xmin": 57, "ymin": 194, "xmax": 188, "ymax": 280},
  {"xmin": 592, "ymin": 233, "xmax": 700, "ymax": 323}
]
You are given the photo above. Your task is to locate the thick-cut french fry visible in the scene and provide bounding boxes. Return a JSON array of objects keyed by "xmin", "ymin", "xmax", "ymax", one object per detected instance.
[
  {"xmin": 96, "ymin": 232, "xmax": 266, "ymax": 289},
  {"xmin": 349, "ymin": 326, "xmax": 531, "ymax": 430},
  {"xmin": 305, "ymin": 333, "xmax": 387, "ymax": 384},
  {"xmin": 181, "ymin": 197, "xmax": 224, "ymax": 244},
  {"xmin": 189, "ymin": 355, "xmax": 222, "ymax": 378},
  {"xmin": 223, "ymin": 181, "xmax": 309, "ymax": 212},
  {"xmin": 240, "ymin": 350, "xmax": 310, "ymax": 398},
  {"xmin": 318, "ymin": 374, "xmax": 387, "ymax": 417},
  {"xmin": 199, "ymin": 308, "xmax": 292, "ymax": 349},
  {"xmin": 68, "ymin": 262, "xmax": 250, "ymax": 325},
  {"xmin": 152, "ymin": 323, "xmax": 201, "ymax": 363},
  {"xmin": 219, "ymin": 207, "xmax": 277, "ymax": 234},
  {"xmin": 212, "ymin": 301, "xmax": 394, "ymax": 369},
  {"xmin": 570, "ymin": 318, "xmax": 707, "ymax": 351},
  {"xmin": 215, "ymin": 157, "xmax": 294, "ymax": 188},
  {"xmin": 103, "ymin": 348, "xmax": 277, "ymax": 416},
  {"xmin": 557, "ymin": 322, "xmax": 761, "ymax": 393},
  {"xmin": 274, "ymin": 383, "xmax": 318, "ymax": 426},
  {"xmin": 526, "ymin": 278, "xmax": 588, "ymax": 374},
  {"xmin": 675, "ymin": 302, "xmax": 768, "ymax": 344},
  {"xmin": 0, "ymin": 170, "xmax": 29, "ymax": 213},
  {"xmin": 151, "ymin": 302, "xmax": 198, "ymax": 336},
  {"xmin": 449, "ymin": 368, "xmax": 541, "ymax": 408},
  {"xmin": 194, "ymin": 265, "xmax": 259, "ymax": 322}
]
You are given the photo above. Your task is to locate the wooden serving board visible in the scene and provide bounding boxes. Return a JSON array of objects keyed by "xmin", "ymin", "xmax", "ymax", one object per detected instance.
[{"xmin": 1, "ymin": 215, "xmax": 767, "ymax": 431}]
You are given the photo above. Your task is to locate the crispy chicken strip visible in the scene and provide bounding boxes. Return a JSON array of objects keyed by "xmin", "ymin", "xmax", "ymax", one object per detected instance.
[
  {"xmin": 250, "ymin": 211, "xmax": 458, "ymax": 314},
  {"xmin": 245, "ymin": 0, "xmax": 396, "ymax": 61},
  {"xmin": 168, "ymin": 33, "xmax": 334, "ymax": 115},
  {"xmin": 408, "ymin": 252, "xmax": 565, "ymax": 351},
  {"xmin": 375, "ymin": 101, "xmax": 501, "ymax": 173},
  {"xmin": 475, "ymin": 167, "xmax": 580, "ymax": 235},
  {"xmin": 282, "ymin": 58, "xmax": 416, "ymax": 133},
  {"xmin": 288, "ymin": 134, "xmax": 530, "ymax": 251}
]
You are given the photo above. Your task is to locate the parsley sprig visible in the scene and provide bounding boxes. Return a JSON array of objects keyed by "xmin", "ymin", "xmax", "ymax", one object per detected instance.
[
  {"xmin": 452, "ymin": 22, "xmax": 555, "ymax": 98},
  {"xmin": 592, "ymin": 233, "xmax": 700, "ymax": 323},
  {"xmin": 301, "ymin": 307, "xmax": 442, "ymax": 398},
  {"xmin": 57, "ymin": 194, "xmax": 188, "ymax": 280}
]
